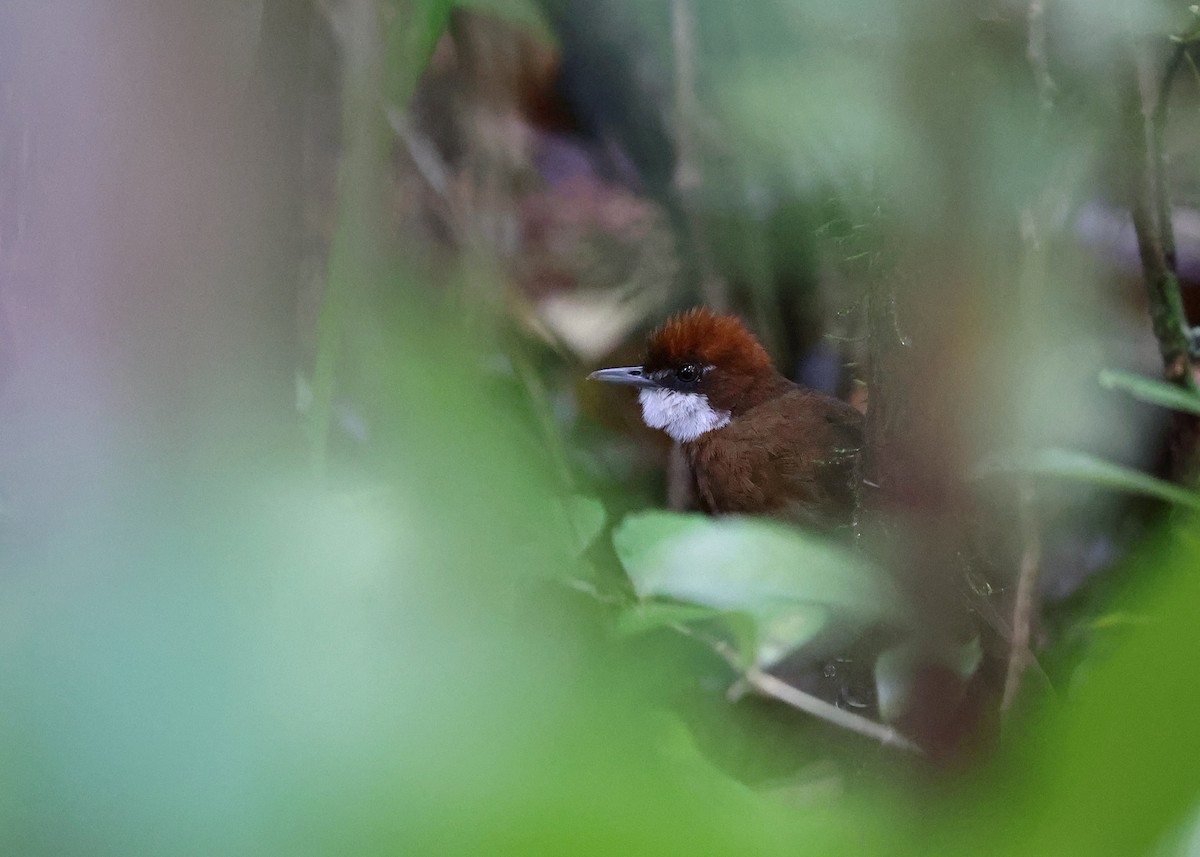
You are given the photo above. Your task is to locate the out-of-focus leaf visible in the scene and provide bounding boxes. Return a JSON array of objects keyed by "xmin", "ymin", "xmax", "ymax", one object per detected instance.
[
  {"xmin": 1089, "ymin": 612, "xmax": 1151, "ymax": 631},
  {"xmin": 1153, "ymin": 800, "xmax": 1200, "ymax": 857},
  {"xmin": 612, "ymin": 511, "xmax": 905, "ymax": 666},
  {"xmin": 988, "ymin": 534, "xmax": 1200, "ymax": 856},
  {"xmin": 565, "ymin": 494, "xmax": 607, "ymax": 555},
  {"xmin": 1099, "ymin": 369, "xmax": 1200, "ymax": 416},
  {"xmin": 979, "ymin": 448, "xmax": 1200, "ymax": 513},
  {"xmin": 615, "ymin": 602, "xmax": 724, "ymax": 637},
  {"xmin": 615, "ymin": 603, "xmax": 761, "ymax": 668}
]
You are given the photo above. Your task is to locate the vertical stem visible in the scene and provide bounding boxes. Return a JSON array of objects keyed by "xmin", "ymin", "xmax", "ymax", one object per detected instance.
[
  {"xmin": 1128, "ymin": 44, "xmax": 1200, "ymax": 480},
  {"xmin": 1128, "ymin": 47, "xmax": 1195, "ymax": 392},
  {"xmin": 310, "ymin": 0, "xmax": 391, "ymax": 480},
  {"xmin": 1000, "ymin": 0, "xmax": 1055, "ymax": 713},
  {"xmin": 1151, "ymin": 46, "xmax": 1186, "ymax": 271}
]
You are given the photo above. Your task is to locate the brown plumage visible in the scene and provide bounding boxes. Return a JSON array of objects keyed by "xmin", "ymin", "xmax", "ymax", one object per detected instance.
[{"xmin": 591, "ymin": 307, "xmax": 863, "ymax": 529}]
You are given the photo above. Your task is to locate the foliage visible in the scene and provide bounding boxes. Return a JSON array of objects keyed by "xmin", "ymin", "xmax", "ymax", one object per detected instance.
[
  {"xmin": 614, "ymin": 510, "xmax": 905, "ymax": 666},
  {"xmin": 981, "ymin": 447, "xmax": 1200, "ymax": 513},
  {"xmin": 5, "ymin": 0, "xmax": 1200, "ymax": 855},
  {"xmin": 1100, "ymin": 369, "xmax": 1200, "ymax": 417}
]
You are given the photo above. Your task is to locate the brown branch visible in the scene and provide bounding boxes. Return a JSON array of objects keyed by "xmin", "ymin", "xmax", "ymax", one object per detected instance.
[
  {"xmin": 744, "ymin": 668, "xmax": 923, "ymax": 753},
  {"xmin": 670, "ymin": 623, "xmax": 922, "ymax": 753}
]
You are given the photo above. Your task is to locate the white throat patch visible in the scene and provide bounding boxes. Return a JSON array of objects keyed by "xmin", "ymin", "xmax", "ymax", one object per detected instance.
[{"xmin": 637, "ymin": 388, "xmax": 731, "ymax": 443}]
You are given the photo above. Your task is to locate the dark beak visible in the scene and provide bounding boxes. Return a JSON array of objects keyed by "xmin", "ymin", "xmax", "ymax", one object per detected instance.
[{"xmin": 587, "ymin": 365, "xmax": 658, "ymax": 389}]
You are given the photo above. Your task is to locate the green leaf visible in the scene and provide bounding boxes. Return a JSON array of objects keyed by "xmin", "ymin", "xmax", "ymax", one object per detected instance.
[
  {"xmin": 1099, "ymin": 369, "xmax": 1200, "ymax": 416},
  {"xmin": 986, "ymin": 448, "xmax": 1200, "ymax": 513},
  {"xmin": 991, "ymin": 535, "xmax": 1200, "ymax": 856},
  {"xmin": 612, "ymin": 511, "xmax": 904, "ymax": 667},
  {"xmin": 615, "ymin": 602, "xmax": 724, "ymax": 637},
  {"xmin": 614, "ymin": 603, "xmax": 765, "ymax": 669},
  {"xmin": 565, "ymin": 495, "xmax": 607, "ymax": 556}
]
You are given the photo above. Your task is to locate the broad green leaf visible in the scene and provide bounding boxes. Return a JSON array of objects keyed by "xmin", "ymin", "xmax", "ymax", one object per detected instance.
[
  {"xmin": 985, "ymin": 448, "xmax": 1200, "ymax": 513},
  {"xmin": 612, "ymin": 511, "xmax": 904, "ymax": 666},
  {"xmin": 752, "ymin": 604, "xmax": 830, "ymax": 668},
  {"xmin": 989, "ymin": 535, "xmax": 1200, "ymax": 856},
  {"xmin": 1099, "ymin": 369, "xmax": 1200, "ymax": 416}
]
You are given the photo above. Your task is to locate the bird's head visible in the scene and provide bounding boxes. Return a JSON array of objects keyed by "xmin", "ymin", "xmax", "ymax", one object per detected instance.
[{"xmin": 589, "ymin": 307, "xmax": 776, "ymax": 443}]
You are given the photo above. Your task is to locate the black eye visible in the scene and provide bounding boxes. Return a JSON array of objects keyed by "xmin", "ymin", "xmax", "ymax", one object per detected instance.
[{"xmin": 675, "ymin": 364, "xmax": 701, "ymax": 383}]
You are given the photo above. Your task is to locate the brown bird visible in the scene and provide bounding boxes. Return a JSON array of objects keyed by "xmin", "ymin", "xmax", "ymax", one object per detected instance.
[{"xmin": 590, "ymin": 307, "xmax": 863, "ymax": 529}]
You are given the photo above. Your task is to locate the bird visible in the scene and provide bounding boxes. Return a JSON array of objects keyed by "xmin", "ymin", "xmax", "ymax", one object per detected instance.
[{"xmin": 589, "ymin": 307, "xmax": 864, "ymax": 529}]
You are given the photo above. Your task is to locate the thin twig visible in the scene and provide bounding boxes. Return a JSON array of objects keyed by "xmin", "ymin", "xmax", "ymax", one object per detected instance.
[
  {"xmin": 1151, "ymin": 44, "xmax": 1189, "ymax": 270},
  {"xmin": 745, "ymin": 668, "xmax": 923, "ymax": 753},
  {"xmin": 1002, "ymin": 480, "xmax": 1041, "ymax": 711},
  {"xmin": 670, "ymin": 622, "xmax": 922, "ymax": 754},
  {"xmin": 998, "ymin": 3, "xmax": 1055, "ymax": 713}
]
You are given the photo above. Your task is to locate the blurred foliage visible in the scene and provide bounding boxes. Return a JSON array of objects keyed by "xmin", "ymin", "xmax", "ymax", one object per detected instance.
[
  {"xmin": 1101, "ymin": 368, "xmax": 1200, "ymax": 416},
  {"xmin": 615, "ymin": 511, "xmax": 905, "ymax": 667},
  {"xmin": 983, "ymin": 446, "xmax": 1200, "ymax": 512},
  {"xmin": 4, "ymin": 0, "xmax": 1200, "ymax": 854}
]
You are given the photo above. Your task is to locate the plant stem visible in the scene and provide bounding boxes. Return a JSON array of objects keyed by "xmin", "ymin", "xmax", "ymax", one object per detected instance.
[
  {"xmin": 745, "ymin": 668, "xmax": 923, "ymax": 754},
  {"xmin": 1129, "ymin": 46, "xmax": 1195, "ymax": 392},
  {"xmin": 672, "ymin": 623, "xmax": 922, "ymax": 754},
  {"xmin": 1002, "ymin": 480, "xmax": 1041, "ymax": 711},
  {"xmin": 1128, "ymin": 42, "xmax": 1200, "ymax": 479}
]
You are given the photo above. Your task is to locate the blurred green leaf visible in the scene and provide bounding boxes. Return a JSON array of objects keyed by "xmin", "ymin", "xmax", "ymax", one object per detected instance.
[
  {"xmin": 981, "ymin": 448, "xmax": 1200, "ymax": 512},
  {"xmin": 1099, "ymin": 369, "xmax": 1200, "ymax": 416},
  {"xmin": 1089, "ymin": 612, "xmax": 1152, "ymax": 631},
  {"xmin": 565, "ymin": 494, "xmax": 608, "ymax": 555},
  {"xmin": 992, "ymin": 533, "xmax": 1200, "ymax": 856},
  {"xmin": 615, "ymin": 603, "xmax": 762, "ymax": 669},
  {"xmin": 612, "ymin": 511, "xmax": 904, "ymax": 666},
  {"xmin": 615, "ymin": 602, "xmax": 724, "ymax": 637}
]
